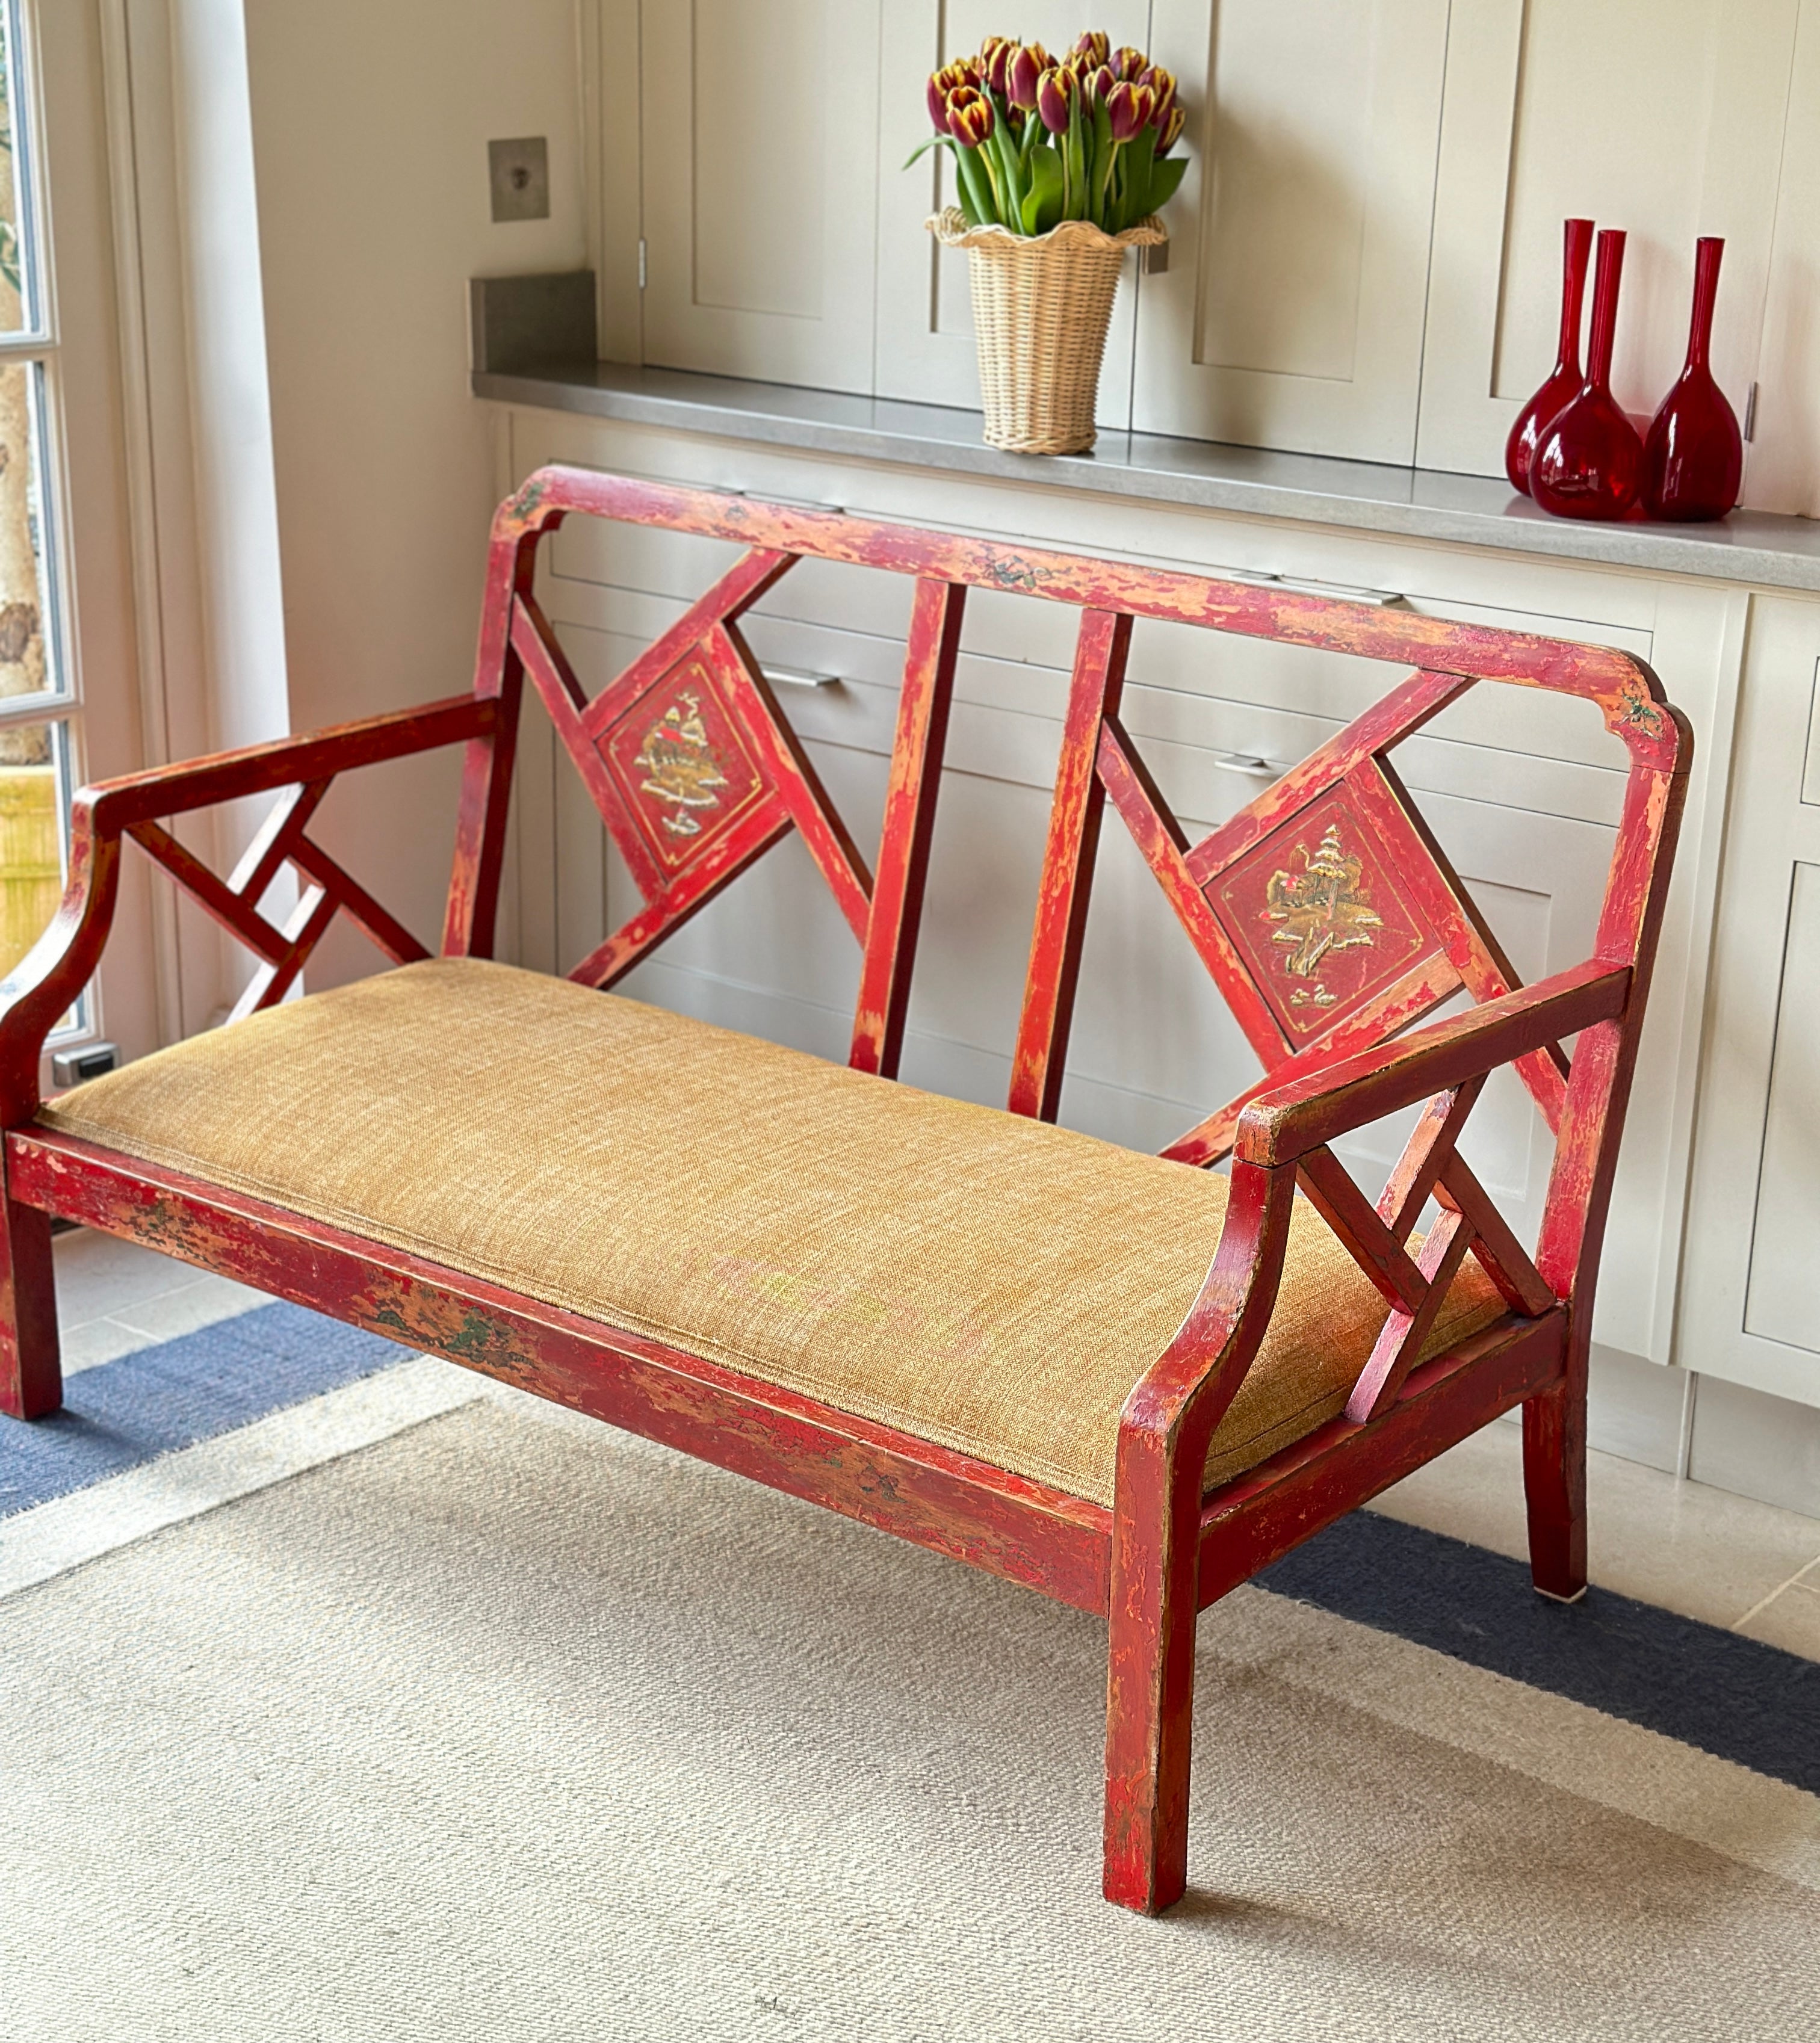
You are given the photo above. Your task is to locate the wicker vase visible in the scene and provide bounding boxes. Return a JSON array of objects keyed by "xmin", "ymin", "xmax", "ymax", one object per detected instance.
[{"xmin": 930, "ymin": 208, "xmax": 1166, "ymax": 455}]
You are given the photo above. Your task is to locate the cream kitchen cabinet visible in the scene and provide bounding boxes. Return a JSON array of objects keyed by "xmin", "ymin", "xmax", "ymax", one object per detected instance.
[
  {"xmin": 607, "ymin": 0, "xmax": 1820, "ymax": 510},
  {"xmin": 1679, "ymin": 595, "xmax": 1820, "ymax": 1411},
  {"xmin": 1131, "ymin": 0, "xmax": 1452, "ymax": 464},
  {"xmin": 636, "ymin": 0, "xmax": 882, "ymax": 394},
  {"xmin": 1414, "ymin": 0, "xmax": 1797, "ymax": 481}
]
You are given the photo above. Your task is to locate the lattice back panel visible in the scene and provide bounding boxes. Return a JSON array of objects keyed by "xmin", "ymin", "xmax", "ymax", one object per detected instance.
[{"xmin": 457, "ymin": 469, "xmax": 1685, "ymax": 1178}]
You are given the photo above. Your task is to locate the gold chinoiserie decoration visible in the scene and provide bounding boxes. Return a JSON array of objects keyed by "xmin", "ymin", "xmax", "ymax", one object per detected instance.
[
  {"xmin": 1264, "ymin": 824, "xmax": 1383, "ymax": 1009},
  {"xmin": 636, "ymin": 691, "xmax": 729, "ymax": 839}
]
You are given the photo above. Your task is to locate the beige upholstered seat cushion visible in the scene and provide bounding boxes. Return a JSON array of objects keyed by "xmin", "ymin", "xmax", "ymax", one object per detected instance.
[{"xmin": 40, "ymin": 959, "xmax": 1506, "ymax": 1507}]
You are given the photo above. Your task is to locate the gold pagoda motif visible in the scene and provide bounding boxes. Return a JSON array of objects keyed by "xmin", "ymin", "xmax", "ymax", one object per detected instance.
[
  {"xmin": 1263, "ymin": 824, "xmax": 1382, "ymax": 1007},
  {"xmin": 635, "ymin": 692, "xmax": 729, "ymax": 838}
]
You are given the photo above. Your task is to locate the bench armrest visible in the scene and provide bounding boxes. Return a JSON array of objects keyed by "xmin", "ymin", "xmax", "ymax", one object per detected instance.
[
  {"xmin": 1234, "ymin": 960, "xmax": 1630, "ymax": 1167},
  {"xmin": 0, "ymin": 694, "xmax": 493, "ymax": 1122},
  {"xmin": 78, "ymin": 694, "xmax": 490, "ymax": 832},
  {"xmin": 1119, "ymin": 960, "xmax": 1623, "ymax": 1486}
]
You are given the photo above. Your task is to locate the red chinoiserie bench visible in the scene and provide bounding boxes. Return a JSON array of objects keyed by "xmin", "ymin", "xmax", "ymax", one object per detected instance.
[{"xmin": 0, "ymin": 471, "xmax": 1687, "ymax": 1914}]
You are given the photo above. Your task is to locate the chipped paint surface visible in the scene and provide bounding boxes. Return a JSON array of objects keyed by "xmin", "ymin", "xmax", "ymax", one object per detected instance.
[{"xmin": 0, "ymin": 465, "xmax": 1691, "ymax": 1917}]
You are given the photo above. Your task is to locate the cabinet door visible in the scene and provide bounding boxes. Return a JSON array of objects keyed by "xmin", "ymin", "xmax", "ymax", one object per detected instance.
[
  {"xmin": 1130, "ymin": 0, "xmax": 1450, "ymax": 463},
  {"xmin": 639, "ymin": 0, "xmax": 881, "ymax": 392},
  {"xmin": 1415, "ymin": 0, "xmax": 1797, "ymax": 478},
  {"xmin": 874, "ymin": 0, "xmax": 1152, "ymax": 415},
  {"xmin": 1747, "ymin": 1, "xmax": 1820, "ymax": 518},
  {"xmin": 1678, "ymin": 596, "xmax": 1820, "ymax": 1412}
]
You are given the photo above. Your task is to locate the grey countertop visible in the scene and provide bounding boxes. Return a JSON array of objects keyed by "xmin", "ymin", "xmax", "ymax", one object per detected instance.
[{"xmin": 474, "ymin": 358, "xmax": 1820, "ymax": 595}]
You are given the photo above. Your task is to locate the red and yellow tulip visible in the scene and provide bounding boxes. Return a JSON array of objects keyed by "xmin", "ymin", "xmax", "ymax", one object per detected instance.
[
  {"xmin": 1006, "ymin": 42, "xmax": 1048, "ymax": 110},
  {"xmin": 925, "ymin": 60, "xmax": 979, "ymax": 133},
  {"xmin": 1035, "ymin": 64, "xmax": 1076, "ymax": 136},
  {"xmin": 1143, "ymin": 66, "xmax": 1177, "ymax": 132},
  {"xmin": 906, "ymin": 28, "xmax": 1190, "ymax": 236},
  {"xmin": 1105, "ymin": 81, "xmax": 1155, "ymax": 146},
  {"xmin": 946, "ymin": 85, "xmax": 995, "ymax": 149}
]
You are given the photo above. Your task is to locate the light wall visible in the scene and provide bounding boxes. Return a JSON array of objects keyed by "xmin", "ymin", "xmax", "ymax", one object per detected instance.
[
  {"xmin": 240, "ymin": 0, "xmax": 587, "ymax": 987},
  {"xmin": 613, "ymin": 0, "xmax": 1820, "ymax": 508}
]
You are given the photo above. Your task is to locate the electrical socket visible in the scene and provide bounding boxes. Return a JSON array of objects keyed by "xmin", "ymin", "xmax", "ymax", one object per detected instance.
[{"xmin": 489, "ymin": 137, "xmax": 550, "ymax": 223}]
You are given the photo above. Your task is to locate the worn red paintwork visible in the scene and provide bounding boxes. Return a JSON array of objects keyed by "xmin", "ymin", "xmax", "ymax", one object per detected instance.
[{"xmin": 0, "ymin": 468, "xmax": 1689, "ymax": 1917}]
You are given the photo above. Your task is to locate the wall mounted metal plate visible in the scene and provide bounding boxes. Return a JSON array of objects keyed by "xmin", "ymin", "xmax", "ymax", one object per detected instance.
[
  {"xmin": 51, "ymin": 1042, "xmax": 117, "ymax": 1087},
  {"xmin": 489, "ymin": 138, "xmax": 550, "ymax": 223}
]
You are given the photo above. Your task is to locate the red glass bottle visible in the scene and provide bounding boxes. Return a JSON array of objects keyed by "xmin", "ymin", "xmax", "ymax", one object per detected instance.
[
  {"xmin": 1641, "ymin": 236, "xmax": 1742, "ymax": 522},
  {"xmin": 1505, "ymin": 217, "xmax": 1594, "ymax": 495},
  {"xmin": 1531, "ymin": 228, "xmax": 1642, "ymax": 521}
]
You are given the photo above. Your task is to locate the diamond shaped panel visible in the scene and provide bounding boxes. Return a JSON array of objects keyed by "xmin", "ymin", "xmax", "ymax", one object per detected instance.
[
  {"xmin": 1210, "ymin": 783, "xmax": 1443, "ymax": 1042},
  {"xmin": 598, "ymin": 652, "xmax": 770, "ymax": 874}
]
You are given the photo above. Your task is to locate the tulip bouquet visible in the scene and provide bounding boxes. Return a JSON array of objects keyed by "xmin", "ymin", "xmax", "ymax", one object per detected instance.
[{"xmin": 911, "ymin": 31, "xmax": 1187, "ymax": 237}]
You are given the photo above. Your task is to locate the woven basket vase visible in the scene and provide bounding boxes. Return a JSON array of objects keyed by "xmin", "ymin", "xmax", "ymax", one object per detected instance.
[{"xmin": 930, "ymin": 207, "xmax": 1166, "ymax": 455}]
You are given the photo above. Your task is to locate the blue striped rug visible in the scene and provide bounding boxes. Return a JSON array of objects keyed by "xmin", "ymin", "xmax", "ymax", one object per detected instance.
[
  {"xmin": 0, "ymin": 1302, "xmax": 408, "ymax": 1517},
  {"xmin": 2, "ymin": 1300, "xmax": 1815, "ymax": 1797}
]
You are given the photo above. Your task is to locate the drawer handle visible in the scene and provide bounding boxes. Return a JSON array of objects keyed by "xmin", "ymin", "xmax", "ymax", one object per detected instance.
[
  {"xmin": 764, "ymin": 664, "xmax": 842, "ymax": 690},
  {"xmin": 1215, "ymin": 753, "xmax": 1281, "ymax": 779},
  {"xmin": 1271, "ymin": 576, "xmax": 1405, "ymax": 608},
  {"xmin": 726, "ymin": 487, "xmax": 847, "ymax": 516}
]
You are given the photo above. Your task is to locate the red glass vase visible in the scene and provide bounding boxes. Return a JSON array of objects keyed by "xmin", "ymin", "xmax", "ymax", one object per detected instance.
[
  {"xmin": 1641, "ymin": 236, "xmax": 1742, "ymax": 522},
  {"xmin": 1505, "ymin": 217, "xmax": 1594, "ymax": 496},
  {"xmin": 1532, "ymin": 228, "xmax": 1642, "ymax": 521}
]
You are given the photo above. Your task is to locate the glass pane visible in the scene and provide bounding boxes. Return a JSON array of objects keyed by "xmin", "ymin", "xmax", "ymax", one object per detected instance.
[
  {"xmin": 0, "ymin": 3, "xmax": 30, "ymax": 333},
  {"xmin": 0, "ymin": 716, "xmax": 64, "ymax": 980},
  {"xmin": 0, "ymin": 358, "xmax": 51, "ymax": 703}
]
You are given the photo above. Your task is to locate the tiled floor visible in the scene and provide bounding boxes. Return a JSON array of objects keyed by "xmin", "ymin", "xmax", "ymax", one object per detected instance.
[
  {"xmin": 46, "ymin": 1229, "xmax": 1820, "ymax": 1662},
  {"xmin": 1371, "ymin": 1421, "xmax": 1820, "ymax": 1657}
]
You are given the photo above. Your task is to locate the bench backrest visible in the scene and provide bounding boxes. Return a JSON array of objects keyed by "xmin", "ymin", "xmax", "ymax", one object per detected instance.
[{"xmin": 443, "ymin": 468, "xmax": 1688, "ymax": 1311}]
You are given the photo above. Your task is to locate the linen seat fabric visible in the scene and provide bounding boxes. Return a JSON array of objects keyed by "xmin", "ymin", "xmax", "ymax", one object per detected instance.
[{"xmin": 39, "ymin": 959, "xmax": 1508, "ymax": 1507}]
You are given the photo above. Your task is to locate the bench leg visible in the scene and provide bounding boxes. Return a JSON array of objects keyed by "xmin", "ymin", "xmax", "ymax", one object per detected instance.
[
  {"xmin": 1103, "ymin": 1438, "xmax": 1201, "ymax": 1914},
  {"xmin": 1522, "ymin": 1330, "xmax": 1588, "ymax": 1603},
  {"xmin": 0, "ymin": 1193, "xmax": 60, "ymax": 1420}
]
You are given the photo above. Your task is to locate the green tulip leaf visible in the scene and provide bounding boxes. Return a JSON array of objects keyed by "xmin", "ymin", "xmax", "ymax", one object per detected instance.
[
  {"xmin": 956, "ymin": 145, "xmax": 997, "ymax": 227},
  {"xmin": 990, "ymin": 125, "xmax": 1025, "ymax": 220},
  {"xmin": 1020, "ymin": 146, "xmax": 1063, "ymax": 234},
  {"xmin": 1143, "ymin": 155, "xmax": 1188, "ymax": 216},
  {"xmin": 902, "ymin": 134, "xmax": 953, "ymax": 172},
  {"xmin": 1065, "ymin": 97, "xmax": 1086, "ymax": 219},
  {"xmin": 1116, "ymin": 128, "xmax": 1157, "ymax": 231},
  {"xmin": 1091, "ymin": 102, "xmax": 1116, "ymax": 227}
]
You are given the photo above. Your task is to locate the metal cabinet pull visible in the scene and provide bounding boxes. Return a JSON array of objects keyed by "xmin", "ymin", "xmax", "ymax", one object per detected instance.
[{"xmin": 764, "ymin": 664, "xmax": 841, "ymax": 690}]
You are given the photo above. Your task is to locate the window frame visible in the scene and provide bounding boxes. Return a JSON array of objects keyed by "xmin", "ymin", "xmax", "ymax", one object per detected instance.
[{"xmin": 0, "ymin": 0, "xmax": 94, "ymax": 1038}]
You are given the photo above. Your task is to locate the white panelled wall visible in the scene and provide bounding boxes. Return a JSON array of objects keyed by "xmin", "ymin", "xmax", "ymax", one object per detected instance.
[
  {"xmin": 605, "ymin": 0, "xmax": 1820, "ymax": 508},
  {"xmin": 241, "ymin": 0, "xmax": 589, "ymax": 995}
]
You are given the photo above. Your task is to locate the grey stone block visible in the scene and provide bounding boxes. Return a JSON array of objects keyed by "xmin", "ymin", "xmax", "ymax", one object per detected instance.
[{"xmin": 469, "ymin": 271, "xmax": 597, "ymax": 377}]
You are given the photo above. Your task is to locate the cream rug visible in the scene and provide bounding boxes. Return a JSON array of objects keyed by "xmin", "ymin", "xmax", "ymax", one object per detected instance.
[{"xmin": 2, "ymin": 1385, "xmax": 1816, "ymax": 2042}]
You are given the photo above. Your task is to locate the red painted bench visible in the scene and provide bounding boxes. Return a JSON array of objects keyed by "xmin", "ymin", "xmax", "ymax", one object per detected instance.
[{"xmin": 0, "ymin": 471, "xmax": 1687, "ymax": 1913}]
